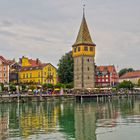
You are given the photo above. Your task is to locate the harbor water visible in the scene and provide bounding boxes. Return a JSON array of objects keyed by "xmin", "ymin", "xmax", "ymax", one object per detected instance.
[{"xmin": 0, "ymin": 96, "xmax": 140, "ymax": 140}]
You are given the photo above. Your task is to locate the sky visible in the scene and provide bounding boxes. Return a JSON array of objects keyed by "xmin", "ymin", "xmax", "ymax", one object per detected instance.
[{"xmin": 0, "ymin": 0, "xmax": 140, "ymax": 70}]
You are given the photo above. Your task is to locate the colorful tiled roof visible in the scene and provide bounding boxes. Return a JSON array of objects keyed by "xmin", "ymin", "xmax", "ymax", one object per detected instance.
[
  {"xmin": 73, "ymin": 14, "xmax": 96, "ymax": 46},
  {"xmin": 0, "ymin": 55, "xmax": 15, "ymax": 65},
  {"xmin": 0, "ymin": 56, "xmax": 7, "ymax": 62},
  {"xmin": 28, "ymin": 59, "xmax": 41, "ymax": 66},
  {"xmin": 96, "ymin": 65, "xmax": 116, "ymax": 73},
  {"xmin": 120, "ymin": 71, "xmax": 140, "ymax": 79}
]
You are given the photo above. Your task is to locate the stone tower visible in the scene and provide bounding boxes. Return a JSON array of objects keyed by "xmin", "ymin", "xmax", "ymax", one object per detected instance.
[{"xmin": 72, "ymin": 12, "xmax": 96, "ymax": 90}]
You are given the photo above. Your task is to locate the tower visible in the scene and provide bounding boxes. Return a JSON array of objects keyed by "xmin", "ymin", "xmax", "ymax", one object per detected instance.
[{"xmin": 72, "ymin": 9, "xmax": 96, "ymax": 90}]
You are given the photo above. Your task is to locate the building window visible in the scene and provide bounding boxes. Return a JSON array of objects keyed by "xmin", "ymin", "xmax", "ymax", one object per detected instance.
[
  {"xmin": 44, "ymin": 72, "xmax": 46, "ymax": 76},
  {"xmin": 3, "ymin": 66, "xmax": 6, "ymax": 71},
  {"xmin": 74, "ymin": 48, "xmax": 76, "ymax": 52},
  {"xmin": 87, "ymin": 67, "xmax": 90, "ymax": 71},
  {"xmin": 102, "ymin": 79, "xmax": 104, "ymax": 82},
  {"xmin": 87, "ymin": 59, "xmax": 90, "ymax": 62},
  {"xmin": 90, "ymin": 47, "xmax": 93, "ymax": 51},
  {"xmin": 30, "ymin": 73, "xmax": 32, "ymax": 78},
  {"xmin": 38, "ymin": 72, "xmax": 40, "ymax": 77},
  {"xmin": 84, "ymin": 46, "xmax": 88, "ymax": 51},
  {"xmin": 48, "ymin": 67, "xmax": 51, "ymax": 71},
  {"xmin": 4, "ymin": 73, "xmax": 6, "ymax": 77},
  {"xmin": 88, "ymin": 76, "xmax": 90, "ymax": 79},
  {"xmin": 26, "ymin": 73, "xmax": 28, "ymax": 78},
  {"xmin": 106, "ymin": 79, "xmax": 108, "ymax": 82},
  {"xmin": 78, "ymin": 47, "xmax": 81, "ymax": 52},
  {"xmin": 23, "ymin": 74, "xmax": 25, "ymax": 78}
]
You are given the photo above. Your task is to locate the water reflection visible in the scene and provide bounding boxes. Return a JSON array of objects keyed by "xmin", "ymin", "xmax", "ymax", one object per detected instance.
[{"xmin": 0, "ymin": 97, "xmax": 140, "ymax": 140}]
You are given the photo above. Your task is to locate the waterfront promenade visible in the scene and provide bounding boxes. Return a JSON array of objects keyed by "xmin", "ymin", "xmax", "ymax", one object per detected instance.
[{"xmin": 0, "ymin": 91, "xmax": 140, "ymax": 103}]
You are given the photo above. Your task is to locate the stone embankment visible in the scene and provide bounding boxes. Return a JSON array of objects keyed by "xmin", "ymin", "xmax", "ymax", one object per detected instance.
[{"xmin": 0, "ymin": 94, "xmax": 74, "ymax": 103}]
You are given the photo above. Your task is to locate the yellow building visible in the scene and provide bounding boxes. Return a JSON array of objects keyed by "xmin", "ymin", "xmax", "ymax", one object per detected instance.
[{"xmin": 19, "ymin": 57, "xmax": 57, "ymax": 85}]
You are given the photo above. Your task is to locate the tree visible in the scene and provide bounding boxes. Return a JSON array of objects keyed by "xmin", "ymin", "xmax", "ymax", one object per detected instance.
[
  {"xmin": 138, "ymin": 79, "xmax": 140, "ymax": 87},
  {"xmin": 117, "ymin": 80, "xmax": 134, "ymax": 89},
  {"xmin": 42, "ymin": 83, "xmax": 54, "ymax": 89},
  {"xmin": 57, "ymin": 51, "xmax": 74, "ymax": 84},
  {"xmin": 119, "ymin": 68, "xmax": 134, "ymax": 77},
  {"xmin": 54, "ymin": 83, "xmax": 64, "ymax": 88},
  {"xmin": 0, "ymin": 83, "xmax": 4, "ymax": 91},
  {"xmin": 9, "ymin": 84, "xmax": 16, "ymax": 92}
]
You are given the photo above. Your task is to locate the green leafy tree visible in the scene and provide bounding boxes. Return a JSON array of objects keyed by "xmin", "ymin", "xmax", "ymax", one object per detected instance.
[
  {"xmin": 117, "ymin": 80, "xmax": 134, "ymax": 89},
  {"xmin": 119, "ymin": 68, "xmax": 134, "ymax": 77},
  {"xmin": 54, "ymin": 83, "xmax": 64, "ymax": 88},
  {"xmin": 65, "ymin": 82, "xmax": 74, "ymax": 89},
  {"xmin": 10, "ymin": 84, "xmax": 16, "ymax": 92},
  {"xmin": 138, "ymin": 79, "xmax": 140, "ymax": 87},
  {"xmin": 57, "ymin": 51, "xmax": 74, "ymax": 84},
  {"xmin": 21, "ymin": 84, "xmax": 27, "ymax": 91},
  {"xmin": 0, "ymin": 83, "xmax": 4, "ymax": 91},
  {"xmin": 42, "ymin": 83, "xmax": 54, "ymax": 89}
]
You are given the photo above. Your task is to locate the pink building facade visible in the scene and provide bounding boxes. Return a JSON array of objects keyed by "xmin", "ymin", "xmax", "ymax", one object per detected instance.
[{"xmin": 0, "ymin": 56, "xmax": 10, "ymax": 83}]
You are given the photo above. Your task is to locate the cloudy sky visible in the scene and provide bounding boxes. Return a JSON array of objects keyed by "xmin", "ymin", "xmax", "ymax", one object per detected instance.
[{"xmin": 0, "ymin": 0, "xmax": 140, "ymax": 70}]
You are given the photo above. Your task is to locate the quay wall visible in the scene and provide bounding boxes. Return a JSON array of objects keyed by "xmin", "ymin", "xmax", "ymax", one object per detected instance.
[{"xmin": 0, "ymin": 95, "xmax": 75, "ymax": 103}]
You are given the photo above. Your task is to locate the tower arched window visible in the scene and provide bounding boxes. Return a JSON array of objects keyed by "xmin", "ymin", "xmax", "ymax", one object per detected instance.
[
  {"xmin": 84, "ymin": 46, "xmax": 88, "ymax": 51},
  {"xmin": 90, "ymin": 47, "xmax": 93, "ymax": 51},
  {"xmin": 78, "ymin": 47, "xmax": 81, "ymax": 52}
]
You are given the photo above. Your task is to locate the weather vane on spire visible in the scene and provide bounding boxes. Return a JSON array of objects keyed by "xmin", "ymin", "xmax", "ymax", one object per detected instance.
[
  {"xmin": 82, "ymin": 0, "xmax": 86, "ymax": 16},
  {"xmin": 83, "ymin": 4, "xmax": 86, "ymax": 17}
]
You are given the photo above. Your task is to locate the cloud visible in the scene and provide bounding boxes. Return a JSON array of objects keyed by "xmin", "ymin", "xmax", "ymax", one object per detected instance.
[{"xmin": 0, "ymin": 0, "xmax": 140, "ymax": 70}]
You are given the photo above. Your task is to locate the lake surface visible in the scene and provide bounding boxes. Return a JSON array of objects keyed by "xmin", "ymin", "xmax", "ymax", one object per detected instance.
[{"xmin": 0, "ymin": 96, "xmax": 140, "ymax": 140}]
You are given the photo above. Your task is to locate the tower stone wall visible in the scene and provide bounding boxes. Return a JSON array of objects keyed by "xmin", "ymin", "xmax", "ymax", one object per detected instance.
[{"xmin": 74, "ymin": 56, "xmax": 95, "ymax": 89}]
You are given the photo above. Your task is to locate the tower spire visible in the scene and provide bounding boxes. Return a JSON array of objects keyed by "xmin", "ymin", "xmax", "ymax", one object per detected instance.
[{"xmin": 73, "ymin": 5, "xmax": 96, "ymax": 46}]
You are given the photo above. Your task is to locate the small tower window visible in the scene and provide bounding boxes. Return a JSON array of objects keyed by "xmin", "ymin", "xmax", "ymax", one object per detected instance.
[
  {"xmin": 87, "ymin": 59, "xmax": 90, "ymax": 62},
  {"xmin": 90, "ymin": 47, "xmax": 93, "ymax": 51},
  {"xmin": 88, "ymin": 67, "xmax": 90, "ymax": 71},
  {"xmin": 88, "ymin": 76, "xmax": 90, "ymax": 79},
  {"xmin": 84, "ymin": 46, "xmax": 88, "ymax": 51},
  {"xmin": 78, "ymin": 47, "xmax": 81, "ymax": 52}
]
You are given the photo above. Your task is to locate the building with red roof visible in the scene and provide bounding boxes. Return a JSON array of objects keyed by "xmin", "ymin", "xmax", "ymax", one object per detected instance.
[
  {"xmin": 95, "ymin": 65, "xmax": 119, "ymax": 87},
  {"xmin": 119, "ymin": 71, "xmax": 140, "ymax": 85},
  {"xmin": 19, "ymin": 56, "xmax": 41, "ymax": 67}
]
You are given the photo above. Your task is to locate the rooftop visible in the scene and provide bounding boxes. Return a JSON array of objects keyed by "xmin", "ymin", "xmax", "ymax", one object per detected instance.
[{"xmin": 120, "ymin": 71, "xmax": 140, "ymax": 79}]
